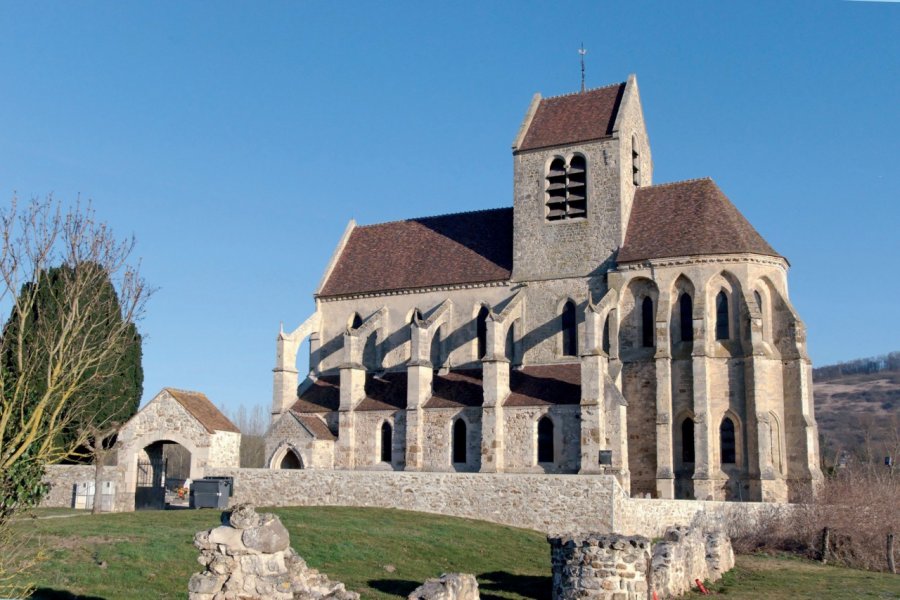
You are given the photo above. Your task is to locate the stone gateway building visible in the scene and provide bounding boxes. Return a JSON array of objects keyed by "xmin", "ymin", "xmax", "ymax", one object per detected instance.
[{"xmin": 266, "ymin": 75, "xmax": 823, "ymax": 503}]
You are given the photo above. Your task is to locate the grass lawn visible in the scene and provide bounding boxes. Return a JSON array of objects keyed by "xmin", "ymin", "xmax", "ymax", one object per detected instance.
[
  {"xmin": 11, "ymin": 506, "xmax": 548, "ymax": 600},
  {"xmin": 691, "ymin": 554, "xmax": 900, "ymax": 599},
  {"xmin": 8, "ymin": 506, "xmax": 900, "ymax": 600}
]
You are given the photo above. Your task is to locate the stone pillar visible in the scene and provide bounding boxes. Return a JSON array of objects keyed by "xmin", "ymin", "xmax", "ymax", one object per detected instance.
[
  {"xmin": 744, "ymin": 312, "xmax": 788, "ymax": 502},
  {"xmin": 480, "ymin": 315, "xmax": 509, "ymax": 473},
  {"xmin": 784, "ymin": 351, "xmax": 824, "ymax": 501},
  {"xmin": 272, "ymin": 333, "xmax": 299, "ymax": 424},
  {"xmin": 580, "ymin": 301, "xmax": 606, "ymax": 474},
  {"xmin": 691, "ymin": 301, "xmax": 721, "ymax": 501},
  {"xmin": 272, "ymin": 313, "xmax": 320, "ymax": 424},
  {"xmin": 579, "ymin": 351, "xmax": 606, "ymax": 474},
  {"xmin": 406, "ymin": 321, "xmax": 432, "ymax": 471},
  {"xmin": 405, "ymin": 361, "xmax": 432, "ymax": 471},
  {"xmin": 655, "ymin": 292, "xmax": 675, "ymax": 499},
  {"xmin": 480, "ymin": 359, "xmax": 508, "ymax": 473},
  {"xmin": 608, "ymin": 381, "xmax": 631, "ymax": 493},
  {"xmin": 336, "ymin": 333, "xmax": 366, "ymax": 470},
  {"xmin": 591, "ymin": 289, "xmax": 629, "ymax": 491},
  {"xmin": 308, "ymin": 332, "xmax": 321, "ymax": 376},
  {"xmin": 655, "ymin": 357, "xmax": 675, "ymax": 499}
]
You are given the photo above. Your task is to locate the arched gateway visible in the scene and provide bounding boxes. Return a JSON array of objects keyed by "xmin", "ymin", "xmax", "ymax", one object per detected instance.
[{"xmin": 116, "ymin": 388, "xmax": 241, "ymax": 511}]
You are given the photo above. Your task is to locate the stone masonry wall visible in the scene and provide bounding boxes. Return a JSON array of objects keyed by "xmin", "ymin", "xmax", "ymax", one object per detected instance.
[
  {"xmin": 548, "ymin": 533, "xmax": 651, "ymax": 599},
  {"xmin": 502, "ymin": 405, "xmax": 580, "ymax": 473},
  {"xmin": 548, "ymin": 527, "xmax": 734, "ymax": 600},
  {"xmin": 210, "ymin": 431, "xmax": 242, "ymax": 468},
  {"xmin": 352, "ymin": 410, "xmax": 404, "ymax": 470},
  {"xmin": 207, "ymin": 469, "xmax": 620, "ymax": 534},
  {"xmin": 40, "ymin": 465, "xmax": 123, "ymax": 509},
  {"xmin": 422, "ymin": 408, "xmax": 482, "ymax": 472},
  {"xmin": 622, "ymin": 497, "xmax": 788, "ymax": 538}
]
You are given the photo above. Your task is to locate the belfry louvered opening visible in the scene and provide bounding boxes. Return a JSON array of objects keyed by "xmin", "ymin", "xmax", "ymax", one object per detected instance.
[{"xmin": 546, "ymin": 155, "xmax": 587, "ymax": 221}]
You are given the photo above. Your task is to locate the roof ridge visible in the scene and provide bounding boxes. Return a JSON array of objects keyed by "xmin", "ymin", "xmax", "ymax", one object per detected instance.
[
  {"xmin": 542, "ymin": 81, "xmax": 625, "ymax": 101},
  {"xmin": 639, "ymin": 177, "xmax": 714, "ymax": 190},
  {"xmin": 164, "ymin": 387, "xmax": 206, "ymax": 396},
  {"xmin": 354, "ymin": 206, "xmax": 512, "ymax": 229}
]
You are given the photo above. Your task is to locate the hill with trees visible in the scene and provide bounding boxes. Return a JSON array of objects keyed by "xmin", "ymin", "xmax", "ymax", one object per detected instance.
[{"xmin": 813, "ymin": 352, "xmax": 899, "ymax": 467}]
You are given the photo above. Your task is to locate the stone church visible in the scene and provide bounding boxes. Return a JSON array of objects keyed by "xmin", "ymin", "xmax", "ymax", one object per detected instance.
[{"xmin": 266, "ymin": 75, "xmax": 823, "ymax": 503}]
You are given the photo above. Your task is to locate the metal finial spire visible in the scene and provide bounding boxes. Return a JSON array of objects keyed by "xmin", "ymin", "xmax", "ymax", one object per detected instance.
[{"xmin": 579, "ymin": 43, "xmax": 587, "ymax": 92}]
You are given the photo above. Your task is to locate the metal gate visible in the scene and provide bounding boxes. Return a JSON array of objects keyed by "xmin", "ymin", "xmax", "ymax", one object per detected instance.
[{"xmin": 135, "ymin": 457, "xmax": 167, "ymax": 510}]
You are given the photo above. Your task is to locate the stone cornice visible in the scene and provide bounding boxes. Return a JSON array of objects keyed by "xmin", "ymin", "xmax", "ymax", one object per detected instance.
[
  {"xmin": 316, "ymin": 280, "xmax": 510, "ymax": 303},
  {"xmin": 614, "ymin": 253, "xmax": 787, "ymax": 272}
]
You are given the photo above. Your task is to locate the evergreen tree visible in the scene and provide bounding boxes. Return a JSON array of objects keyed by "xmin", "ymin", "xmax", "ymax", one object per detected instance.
[{"xmin": 2, "ymin": 262, "xmax": 143, "ymax": 459}]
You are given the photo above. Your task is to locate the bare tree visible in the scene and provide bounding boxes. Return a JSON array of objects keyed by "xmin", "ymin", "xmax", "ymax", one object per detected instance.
[
  {"xmin": 0, "ymin": 196, "xmax": 150, "ymax": 595},
  {"xmin": 228, "ymin": 404, "xmax": 269, "ymax": 467}
]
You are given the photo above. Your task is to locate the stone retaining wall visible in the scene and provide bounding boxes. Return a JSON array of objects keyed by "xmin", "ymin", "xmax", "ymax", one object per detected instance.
[
  {"xmin": 623, "ymin": 497, "xmax": 787, "ymax": 538},
  {"xmin": 40, "ymin": 465, "xmax": 787, "ymax": 539},
  {"xmin": 207, "ymin": 468, "xmax": 621, "ymax": 534}
]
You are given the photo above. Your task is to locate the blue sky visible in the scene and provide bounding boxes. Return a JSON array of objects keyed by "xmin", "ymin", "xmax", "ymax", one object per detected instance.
[{"xmin": 1, "ymin": 1, "xmax": 897, "ymax": 415}]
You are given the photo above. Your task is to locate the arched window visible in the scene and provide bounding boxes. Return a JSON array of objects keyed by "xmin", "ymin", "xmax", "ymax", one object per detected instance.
[
  {"xmin": 679, "ymin": 293, "xmax": 693, "ymax": 342},
  {"xmin": 681, "ymin": 418, "xmax": 695, "ymax": 463},
  {"xmin": 280, "ymin": 449, "xmax": 303, "ymax": 470},
  {"xmin": 632, "ymin": 134, "xmax": 641, "ymax": 186},
  {"xmin": 754, "ymin": 290, "xmax": 763, "ymax": 315},
  {"xmin": 641, "ymin": 297, "xmax": 654, "ymax": 348},
  {"xmin": 380, "ymin": 422, "xmax": 392, "ymax": 463},
  {"xmin": 537, "ymin": 417, "xmax": 554, "ymax": 463},
  {"xmin": 350, "ymin": 313, "xmax": 363, "ymax": 329},
  {"xmin": 476, "ymin": 306, "xmax": 489, "ymax": 359},
  {"xmin": 452, "ymin": 419, "xmax": 467, "ymax": 464},
  {"xmin": 561, "ymin": 301, "xmax": 577, "ymax": 356},
  {"xmin": 546, "ymin": 155, "xmax": 587, "ymax": 221},
  {"xmin": 715, "ymin": 291, "xmax": 730, "ymax": 340},
  {"xmin": 602, "ymin": 315, "xmax": 611, "ymax": 354},
  {"xmin": 505, "ymin": 322, "xmax": 516, "ymax": 363},
  {"xmin": 720, "ymin": 417, "xmax": 736, "ymax": 464}
]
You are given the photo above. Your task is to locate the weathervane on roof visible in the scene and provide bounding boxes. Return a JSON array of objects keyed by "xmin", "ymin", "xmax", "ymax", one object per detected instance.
[{"xmin": 579, "ymin": 43, "xmax": 587, "ymax": 92}]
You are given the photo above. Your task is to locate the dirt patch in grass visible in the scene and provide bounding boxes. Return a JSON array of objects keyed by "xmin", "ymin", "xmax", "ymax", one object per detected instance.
[{"xmin": 49, "ymin": 535, "xmax": 134, "ymax": 550}]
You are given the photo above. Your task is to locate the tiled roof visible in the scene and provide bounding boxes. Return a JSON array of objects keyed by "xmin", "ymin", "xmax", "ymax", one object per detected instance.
[
  {"xmin": 292, "ymin": 376, "xmax": 340, "ymax": 413},
  {"xmin": 518, "ymin": 84, "xmax": 626, "ymax": 152},
  {"xmin": 293, "ymin": 413, "xmax": 336, "ymax": 441},
  {"xmin": 505, "ymin": 364, "xmax": 581, "ymax": 407},
  {"xmin": 424, "ymin": 370, "xmax": 484, "ymax": 409},
  {"xmin": 165, "ymin": 388, "xmax": 240, "ymax": 434},
  {"xmin": 318, "ymin": 208, "xmax": 513, "ymax": 297},
  {"xmin": 618, "ymin": 178, "xmax": 781, "ymax": 263},
  {"xmin": 291, "ymin": 365, "xmax": 583, "ymax": 413},
  {"xmin": 358, "ymin": 372, "xmax": 408, "ymax": 411}
]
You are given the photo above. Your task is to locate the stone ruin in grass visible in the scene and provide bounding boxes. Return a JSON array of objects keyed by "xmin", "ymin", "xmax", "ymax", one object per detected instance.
[
  {"xmin": 548, "ymin": 526, "xmax": 735, "ymax": 599},
  {"xmin": 189, "ymin": 502, "xmax": 731, "ymax": 600},
  {"xmin": 189, "ymin": 503, "xmax": 359, "ymax": 600},
  {"xmin": 407, "ymin": 573, "xmax": 480, "ymax": 600},
  {"xmin": 189, "ymin": 503, "xmax": 481, "ymax": 600}
]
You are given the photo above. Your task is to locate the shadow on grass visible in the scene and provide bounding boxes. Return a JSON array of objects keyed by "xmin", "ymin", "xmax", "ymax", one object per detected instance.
[
  {"xmin": 29, "ymin": 589, "xmax": 107, "ymax": 600},
  {"xmin": 369, "ymin": 572, "xmax": 551, "ymax": 600},
  {"xmin": 478, "ymin": 571, "xmax": 552, "ymax": 600},
  {"xmin": 368, "ymin": 578, "xmax": 421, "ymax": 596}
]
